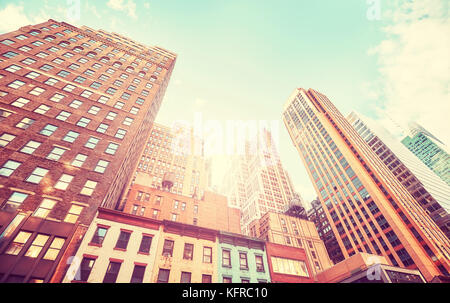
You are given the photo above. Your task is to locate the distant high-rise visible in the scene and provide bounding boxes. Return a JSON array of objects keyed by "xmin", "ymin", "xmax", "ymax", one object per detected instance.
[
  {"xmin": 348, "ymin": 112, "xmax": 450, "ymax": 238},
  {"xmin": 0, "ymin": 19, "xmax": 176, "ymax": 282},
  {"xmin": 221, "ymin": 129, "xmax": 299, "ymax": 235},
  {"xmin": 402, "ymin": 123, "xmax": 450, "ymax": 187},
  {"xmin": 283, "ymin": 88, "xmax": 450, "ymax": 281}
]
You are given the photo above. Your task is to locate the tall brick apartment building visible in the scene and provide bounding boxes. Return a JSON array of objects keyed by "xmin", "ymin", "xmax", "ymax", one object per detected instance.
[{"xmin": 0, "ymin": 19, "xmax": 176, "ymax": 282}]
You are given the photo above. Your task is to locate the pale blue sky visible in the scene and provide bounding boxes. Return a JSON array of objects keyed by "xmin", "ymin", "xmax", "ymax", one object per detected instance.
[{"xmin": 2, "ymin": 0, "xmax": 446, "ymax": 206}]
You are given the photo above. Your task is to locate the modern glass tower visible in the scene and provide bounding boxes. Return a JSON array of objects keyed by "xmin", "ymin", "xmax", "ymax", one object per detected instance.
[
  {"xmin": 402, "ymin": 122, "xmax": 450, "ymax": 187},
  {"xmin": 347, "ymin": 112, "xmax": 450, "ymax": 238},
  {"xmin": 283, "ymin": 88, "xmax": 450, "ymax": 281}
]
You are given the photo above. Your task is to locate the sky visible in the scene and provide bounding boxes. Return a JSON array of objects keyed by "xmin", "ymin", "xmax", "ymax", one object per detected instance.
[{"xmin": 0, "ymin": 0, "xmax": 448, "ymax": 208}]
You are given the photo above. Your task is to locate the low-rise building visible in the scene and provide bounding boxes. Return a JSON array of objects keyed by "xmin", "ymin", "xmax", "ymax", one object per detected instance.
[{"xmin": 217, "ymin": 231, "xmax": 271, "ymax": 283}]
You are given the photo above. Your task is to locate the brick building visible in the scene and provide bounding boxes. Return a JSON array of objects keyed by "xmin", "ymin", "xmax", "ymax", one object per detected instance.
[{"xmin": 0, "ymin": 19, "xmax": 176, "ymax": 282}]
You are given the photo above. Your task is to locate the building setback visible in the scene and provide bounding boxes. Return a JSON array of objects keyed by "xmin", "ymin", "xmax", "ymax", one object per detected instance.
[
  {"xmin": 0, "ymin": 19, "xmax": 176, "ymax": 282},
  {"xmin": 347, "ymin": 112, "xmax": 450, "ymax": 238},
  {"xmin": 282, "ymin": 88, "xmax": 450, "ymax": 281},
  {"xmin": 307, "ymin": 199, "xmax": 345, "ymax": 265},
  {"xmin": 248, "ymin": 210, "xmax": 333, "ymax": 277},
  {"xmin": 217, "ymin": 231, "xmax": 271, "ymax": 283}
]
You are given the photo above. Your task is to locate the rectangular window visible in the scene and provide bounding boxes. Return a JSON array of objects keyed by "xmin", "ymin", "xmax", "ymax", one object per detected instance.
[
  {"xmin": 183, "ymin": 243, "xmax": 194, "ymax": 260},
  {"xmin": 54, "ymin": 174, "xmax": 74, "ymax": 190},
  {"xmin": 24, "ymin": 234, "xmax": 49, "ymax": 258},
  {"xmin": 103, "ymin": 261, "xmax": 121, "ymax": 283},
  {"xmin": 39, "ymin": 124, "xmax": 57, "ymax": 136},
  {"xmin": 0, "ymin": 160, "xmax": 21, "ymax": 177},
  {"xmin": 255, "ymin": 255, "xmax": 265, "ymax": 272},
  {"xmin": 157, "ymin": 269, "xmax": 170, "ymax": 283},
  {"xmin": 91, "ymin": 226, "xmax": 108, "ymax": 245},
  {"xmin": 180, "ymin": 272, "xmax": 191, "ymax": 283},
  {"xmin": 63, "ymin": 131, "xmax": 80, "ymax": 143},
  {"xmin": 77, "ymin": 257, "xmax": 95, "ymax": 282},
  {"xmin": 105, "ymin": 142, "xmax": 119, "ymax": 155},
  {"xmin": 2, "ymin": 192, "xmax": 28, "ymax": 211},
  {"xmin": 16, "ymin": 117, "xmax": 35, "ymax": 129},
  {"xmin": 5, "ymin": 231, "xmax": 32, "ymax": 255},
  {"xmin": 64, "ymin": 204, "xmax": 84, "ymax": 224},
  {"xmin": 162, "ymin": 239, "xmax": 174, "ymax": 257},
  {"xmin": 42, "ymin": 237, "xmax": 65, "ymax": 260},
  {"xmin": 26, "ymin": 167, "xmax": 49, "ymax": 184},
  {"xmin": 139, "ymin": 235, "xmax": 152, "ymax": 254},
  {"xmin": 34, "ymin": 104, "xmax": 51, "ymax": 115},
  {"xmin": 222, "ymin": 249, "xmax": 231, "ymax": 267},
  {"xmin": 203, "ymin": 247, "xmax": 212, "ymax": 263},
  {"xmin": 115, "ymin": 231, "xmax": 131, "ymax": 250},
  {"xmin": 33, "ymin": 198, "xmax": 57, "ymax": 218},
  {"xmin": 94, "ymin": 160, "xmax": 110, "ymax": 173},
  {"xmin": 0, "ymin": 133, "xmax": 16, "ymax": 147},
  {"xmin": 239, "ymin": 252, "xmax": 248, "ymax": 269},
  {"xmin": 80, "ymin": 180, "xmax": 97, "ymax": 196},
  {"xmin": 130, "ymin": 265, "xmax": 146, "ymax": 283},
  {"xmin": 85, "ymin": 137, "xmax": 100, "ymax": 149},
  {"xmin": 69, "ymin": 99, "xmax": 83, "ymax": 108},
  {"xmin": 71, "ymin": 154, "xmax": 87, "ymax": 167},
  {"xmin": 202, "ymin": 275, "xmax": 212, "ymax": 283}
]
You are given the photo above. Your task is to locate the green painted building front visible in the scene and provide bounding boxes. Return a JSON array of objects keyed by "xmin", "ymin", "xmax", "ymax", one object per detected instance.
[{"xmin": 217, "ymin": 231, "xmax": 271, "ymax": 283}]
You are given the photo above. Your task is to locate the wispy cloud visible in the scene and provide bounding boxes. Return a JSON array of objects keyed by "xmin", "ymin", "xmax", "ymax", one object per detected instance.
[
  {"xmin": 0, "ymin": 3, "xmax": 48, "ymax": 33},
  {"xmin": 107, "ymin": 0, "xmax": 137, "ymax": 19},
  {"xmin": 368, "ymin": 0, "xmax": 450, "ymax": 144}
]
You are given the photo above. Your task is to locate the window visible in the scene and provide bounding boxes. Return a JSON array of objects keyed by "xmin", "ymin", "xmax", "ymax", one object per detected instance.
[
  {"xmin": 39, "ymin": 63, "xmax": 53, "ymax": 71},
  {"xmin": 39, "ymin": 124, "xmax": 57, "ymax": 136},
  {"xmin": 34, "ymin": 104, "xmax": 51, "ymax": 114},
  {"xmin": 85, "ymin": 137, "xmax": 100, "ymax": 149},
  {"xmin": 202, "ymin": 275, "xmax": 212, "ymax": 283},
  {"xmin": 115, "ymin": 129, "xmax": 127, "ymax": 140},
  {"xmin": 222, "ymin": 249, "xmax": 231, "ymax": 267},
  {"xmin": 239, "ymin": 252, "xmax": 248, "ymax": 269},
  {"xmin": 54, "ymin": 174, "xmax": 74, "ymax": 190},
  {"xmin": 46, "ymin": 147, "xmax": 67, "ymax": 161},
  {"xmin": 4, "ymin": 64, "xmax": 22, "ymax": 73},
  {"xmin": 55, "ymin": 111, "xmax": 71, "ymax": 121},
  {"xmin": 105, "ymin": 142, "xmax": 119, "ymax": 155},
  {"xmin": 106, "ymin": 87, "xmax": 117, "ymax": 95},
  {"xmin": 123, "ymin": 117, "xmax": 134, "ymax": 126},
  {"xmin": 103, "ymin": 261, "xmax": 121, "ymax": 283},
  {"xmin": 0, "ymin": 133, "xmax": 16, "ymax": 147},
  {"xmin": 2, "ymin": 192, "xmax": 28, "ymax": 211},
  {"xmin": 77, "ymin": 257, "xmax": 95, "ymax": 282},
  {"xmin": 183, "ymin": 243, "xmax": 194, "ymax": 260},
  {"xmin": 203, "ymin": 247, "xmax": 212, "ymax": 263},
  {"xmin": 4, "ymin": 231, "xmax": 32, "ymax": 255},
  {"xmin": 49, "ymin": 93, "xmax": 65, "ymax": 102},
  {"xmin": 130, "ymin": 107, "xmax": 139, "ymax": 115},
  {"xmin": 162, "ymin": 239, "xmax": 174, "ymax": 257},
  {"xmin": 91, "ymin": 226, "xmax": 108, "ymax": 245},
  {"xmin": 26, "ymin": 167, "xmax": 49, "ymax": 184},
  {"xmin": 64, "ymin": 204, "xmax": 84, "ymax": 223},
  {"xmin": 74, "ymin": 76, "xmax": 86, "ymax": 83},
  {"xmin": 223, "ymin": 277, "xmax": 232, "ymax": 283},
  {"xmin": 3, "ymin": 51, "xmax": 19, "ymax": 58},
  {"xmin": 62, "ymin": 131, "xmax": 80, "ymax": 143},
  {"xmin": 57, "ymin": 70, "xmax": 70, "ymax": 78},
  {"xmin": 71, "ymin": 154, "xmax": 87, "ymax": 167},
  {"xmin": 139, "ymin": 235, "xmax": 152, "ymax": 254},
  {"xmin": 97, "ymin": 96, "xmax": 110, "ymax": 104},
  {"xmin": 96, "ymin": 123, "xmax": 109, "ymax": 134},
  {"xmin": 76, "ymin": 117, "xmax": 91, "ymax": 128},
  {"xmin": 33, "ymin": 198, "xmax": 56, "ymax": 218},
  {"xmin": 255, "ymin": 255, "xmax": 265, "ymax": 272},
  {"xmin": 157, "ymin": 269, "xmax": 170, "ymax": 283},
  {"xmin": 94, "ymin": 160, "xmax": 110, "ymax": 173},
  {"xmin": 43, "ymin": 237, "xmax": 65, "ymax": 260},
  {"xmin": 25, "ymin": 234, "xmax": 49, "ymax": 258},
  {"xmin": 28, "ymin": 87, "xmax": 45, "ymax": 96},
  {"xmin": 171, "ymin": 213, "xmax": 177, "ymax": 221},
  {"xmin": 130, "ymin": 265, "xmax": 146, "ymax": 283},
  {"xmin": 0, "ymin": 108, "xmax": 12, "ymax": 121},
  {"xmin": 0, "ymin": 160, "xmax": 21, "ymax": 177},
  {"xmin": 180, "ymin": 272, "xmax": 191, "ymax": 283},
  {"xmin": 114, "ymin": 101, "xmax": 124, "ymax": 109},
  {"xmin": 270, "ymin": 257, "xmax": 309, "ymax": 277},
  {"xmin": 80, "ymin": 180, "xmax": 97, "ymax": 196},
  {"xmin": 69, "ymin": 99, "xmax": 83, "ymax": 108},
  {"xmin": 81, "ymin": 90, "xmax": 93, "ymax": 98},
  {"xmin": 16, "ymin": 117, "xmax": 35, "ymax": 130},
  {"xmin": 115, "ymin": 231, "xmax": 131, "ymax": 250}
]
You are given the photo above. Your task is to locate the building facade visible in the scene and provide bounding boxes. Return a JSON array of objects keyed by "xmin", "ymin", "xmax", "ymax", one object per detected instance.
[
  {"xmin": 307, "ymin": 199, "xmax": 345, "ymax": 265},
  {"xmin": 265, "ymin": 242, "xmax": 314, "ymax": 283},
  {"xmin": 121, "ymin": 173, "xmax": 241, "ymax": 234},
  {"xmin": 217, "ymin": 231, "xmax": 271, "ymax": 283},
  {"xmin": 348, "ymin": 112, "xmax": 450, "ymax": 238},
  {"xmin": 402, "ymin": 122, "xmax": 450, "ymax": 187},
  {"xmin": 282, "ymin": 88, "xmax": 450, "ymax": 281},
  {"xmin": 221, "ymin": 129, "xmax": 299, "ymax": 235},
  {"xmin": 61, "ymin": 208, "xmax": 161, "ymax": 283},
  {"xmin": 248, "ymin": 211, "xmax": 333, "ymax": 276},
  {"xmin": 0, "ymin": 19, "xmax": 176, "ymax": 282}
]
